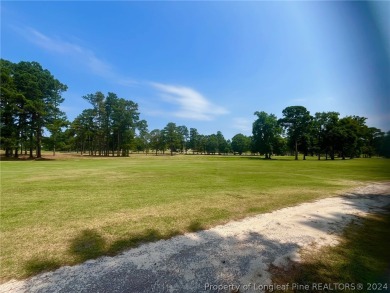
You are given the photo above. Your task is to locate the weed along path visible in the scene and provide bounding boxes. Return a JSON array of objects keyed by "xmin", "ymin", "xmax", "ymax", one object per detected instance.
[{"xmin": 1, "ymin": 183, "xmax": 390, "ymax": 293}]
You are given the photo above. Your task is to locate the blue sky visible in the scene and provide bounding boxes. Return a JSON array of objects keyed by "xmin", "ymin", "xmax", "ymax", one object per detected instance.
[{"xmin": 1, "ymin": 1, "xmax": 389, "ymax": 139}]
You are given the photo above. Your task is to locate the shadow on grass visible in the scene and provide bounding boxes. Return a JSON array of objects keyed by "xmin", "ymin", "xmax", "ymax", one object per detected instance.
[
  {"xmin": 24, "ymin": 258, "xmax": 62, "ymax": 277},
  {"xmin": 188, "ymin": 220, "xmax": 205, "ymax": 232},
  {"xmin": 23, "ymin": 228, "xmax": 181, "ymax": 277},
  {"xmin": 69, "ymin": 229, "xmax": 107, "ymax": 262},
  {"xmin": 0, "ymin": 155, "xmax": 55, "ymax": 161},
  {"xmin": 106, "ymin": 229, "xmax": 180, "ymax": 256},
  {"xmin": 226, "ymin": 155, "xmax": 280, "ymax": 161},
  {"xmin": 71, "ymin": 228, "xmax": 182, "ymax": 259}
]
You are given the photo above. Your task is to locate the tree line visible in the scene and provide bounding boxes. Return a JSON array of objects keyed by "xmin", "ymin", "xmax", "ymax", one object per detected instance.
[
  {"xmin": 1, "ymin": 59, "xmax": 389, "ymax": 159},
  {"xmin": 252, "ymin": 108, "xmax": 389, "ymax": 160}
]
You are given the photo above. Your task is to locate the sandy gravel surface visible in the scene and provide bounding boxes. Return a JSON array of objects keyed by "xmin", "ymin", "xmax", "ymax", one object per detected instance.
[{"xmin": 1, "ymin": 182, "xmax": 389, "ymax": 293}]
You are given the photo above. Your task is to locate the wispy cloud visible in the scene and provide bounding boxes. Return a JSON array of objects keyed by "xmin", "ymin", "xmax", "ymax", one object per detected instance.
[
  {"xmin": 14, "ymin": 26, "xmax": 135, "ymax": 85},
  {"xmin": 232, "ymin": 117, "xmax": 252, "ymax": 134},
  {"xmin": 151, "ymin": 83, "xmax": 229, "ymax": 121},
  {"xmin": 15, "ymin": 26, "xmax": 229, "ymax": 122}
]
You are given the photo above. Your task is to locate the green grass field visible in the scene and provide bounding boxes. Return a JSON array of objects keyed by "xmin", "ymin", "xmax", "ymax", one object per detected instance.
[{"xmin": 1, "ymin": 154, "xmax": 389, "ymax": 282}]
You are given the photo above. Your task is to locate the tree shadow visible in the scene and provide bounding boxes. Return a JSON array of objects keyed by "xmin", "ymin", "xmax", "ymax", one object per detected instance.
[
  {"xmin": 187, "ymin": 220, "xmax": 205, "ymax": 232},
  {"xmin": 0, "ymin": 155, "xmax": 55, "ymax": 161},
  {"xmin": 69, "ymin": 229, "xmax": 107, "ymax": 262},
  {"xmin": 23, "ymin": 258, "xmax": 62, "ymax": 277},
  {"xmin": 230, "ymin": 156, "xmax": 281, "ymax": 161},
  {"xmin": 69, "ymin": 228, "xmax": 182, "ymax": 259},
  {"xmin": 107, "ymin": 229, "xmax": 180, "ymax": 256},
  {"xmin": 23, "ymin": 228, "xmax": 181, "ymax": 279}
]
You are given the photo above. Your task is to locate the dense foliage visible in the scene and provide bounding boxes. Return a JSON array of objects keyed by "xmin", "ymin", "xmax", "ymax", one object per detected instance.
[
  {"xmin": 1, "ymin": 59, "xmax": 67, "ymax": 158},
  {"xmin": 1, "ymin": 59, "xmax": 389, "ymax": 159},
  {"xmin": 69, "ymin": 92, "xmax": 146, "ymax": 156}
]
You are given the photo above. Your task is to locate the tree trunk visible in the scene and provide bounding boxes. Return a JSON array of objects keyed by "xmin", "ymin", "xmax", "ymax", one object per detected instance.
[
  {"xmin": 330, "ymin": 146, "xmax": 335, "ymax": 160},
  {"xmin": 81, "ymin": 140, "xmax": 85, "ymax": 155},
  {"xmin": 117, "ymin": 133, "xmax": 120, "ymax": 156},
  {"xmin": 294, "ymin": 140, "xmax": 298, "ymax": 160},
  {"xmin": 29, "ymin": 128, "xmax": 34, "ymax": 158},
  {"xmin": 36, "ymin": 121, "xmax": 42, "ymax": 158}
]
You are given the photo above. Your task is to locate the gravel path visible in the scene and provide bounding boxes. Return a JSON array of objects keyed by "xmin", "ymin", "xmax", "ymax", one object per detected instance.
[{"xmin": 1, "ymin": 182, "xmax": 390, "ymax": 293}]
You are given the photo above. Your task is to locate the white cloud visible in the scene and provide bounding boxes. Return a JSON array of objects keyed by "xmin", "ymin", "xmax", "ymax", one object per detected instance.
[
  {"xmin": 151, "ymin": 83, "xmax": 229, "ymax": 121},
  {"xmin": 14, "ymin": 26, "xmax": 135, "ymax": 85},
  {"xmin": 232, "ymin": 117, "xmax": 252, "ymax": 134},
  {"xmin": 23, "ymin": 27, "xmax": 83, "ymax": 55}
]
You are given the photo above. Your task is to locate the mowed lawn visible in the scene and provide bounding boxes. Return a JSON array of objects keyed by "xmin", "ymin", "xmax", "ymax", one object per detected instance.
[{"xmin": 1, "ymin": 154, "xmax": 389, "ymax": 281}]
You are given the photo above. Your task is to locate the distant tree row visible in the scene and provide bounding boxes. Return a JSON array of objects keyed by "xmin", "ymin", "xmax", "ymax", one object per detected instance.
[
  {"xmin": 252, "ymin": 106, "xmax": 389, "ymax": 160},
  {"xmin": 1, "ymin": 59, "xmax": 389, "ymax": 159},
  {"xmin": 145, "ymin": 125, "xmax": 232, "ymax": 156}
]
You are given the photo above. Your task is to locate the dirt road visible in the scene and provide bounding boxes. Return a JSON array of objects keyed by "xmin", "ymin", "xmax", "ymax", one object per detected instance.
[{"xmin": 1, "ymin": 182, "xmax": 389, "ymax": 293}]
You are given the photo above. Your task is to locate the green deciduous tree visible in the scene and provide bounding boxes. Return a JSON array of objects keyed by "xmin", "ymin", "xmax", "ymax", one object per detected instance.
[
  {"xmin": 177, "ymin": 125, "xmax": 189, "ymax": 154},
  {"xmin": 206, "ymin": 134, "xmax": 218, "ymax": 154},
  {"xmin": 362, "ymin": 127, "xmax": 384, "ymax": 158},
  {"xmin": 252, "ymin": 111, "xmax": 282, "ymax": 159},
  {"xmin": 334, "ymin": 116, "xmax": 367, "ymax": 159},
  {"xmin": 313, "ymin": 112, "xmax": 339, "ymax": 160},
  {"xmin": 149, "ymin": 129, "xmax": 165, "ymax": 155},
  {"xmin": 279, "ymin": 106, "xmax": 312, "ymax": 160},
  {"xmin": 231, "ymin": 133, "xmax": 251, "ymax": 155},
  {"xmin": 216, "ymin": 131, "xmax": 228, "ymax": 154},
  {"xmin": 188, "ymin": 128, "xmax": 200, "ymax": 154},
  {"xmin": 163, "ymin": 122, "xmax": 181, "ymax": 156},
  {"xmin": 133, "ymin": 120, "xmax": 149, "ymax": 154}
]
